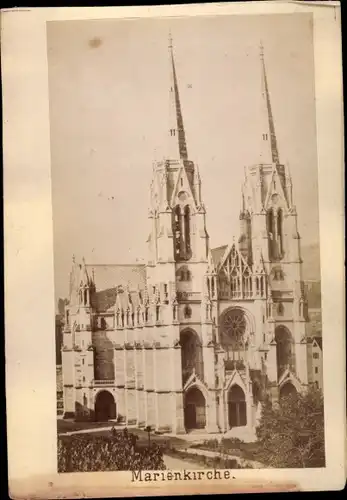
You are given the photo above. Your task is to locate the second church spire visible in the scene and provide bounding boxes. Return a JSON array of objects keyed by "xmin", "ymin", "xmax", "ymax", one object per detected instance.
[
  {"xmin": 167, "ymin": 32, "xmax": 188, "ymax": 161},
  {"xmin": 259, "ymin": 42, "xmax": 280, "ymax": 165}
]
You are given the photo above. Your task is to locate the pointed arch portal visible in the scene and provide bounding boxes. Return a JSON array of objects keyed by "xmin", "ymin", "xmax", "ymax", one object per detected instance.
[
  {"xmin": 180, "ymin": 329, "xmax": 204, "ymax": 385},
  {"xmin": 275, "ymin": 325, "xmax": 295, "ymax": 379},
  {"xmin": 184, "ymin": 387, "xmax": 206, "ymax": 431},
  {"xmin": 95, "ymin": 390, "xmax": 116, "ymax": 422},
  {"xmin": 228, "ymin": 385, "xmax": 247, "ymax": 428},
  {"xmin": 279, "ymin": 382, "xmax": 297, "ymax": 400}
]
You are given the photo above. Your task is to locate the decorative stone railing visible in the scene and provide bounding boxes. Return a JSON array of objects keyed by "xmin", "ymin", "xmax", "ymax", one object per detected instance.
[
  {"xmin": 92, "ymin": 379, "xmax": 115, "ymax": 386},
  {"xmin": 177, "ymin": 291, "xmax": 201, "ymax": 301}
]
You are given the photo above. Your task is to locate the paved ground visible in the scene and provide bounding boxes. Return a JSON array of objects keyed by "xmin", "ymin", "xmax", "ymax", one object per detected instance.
[{"xmin": 163, "ymin": 454, "xmax": 207, "ymax": 470}]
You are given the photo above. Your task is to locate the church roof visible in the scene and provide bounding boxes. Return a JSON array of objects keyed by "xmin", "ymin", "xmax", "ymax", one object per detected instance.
[
  {"xmin": 312, "ymin": 336, "xmax": 322, "ymax": 350},
  {"xmin": 86, "ymin": 264, "xmax": 146, "ymax": 313},
  {"xmin": 86, "ymin": 264, "xmax": 146, "ymax": 292},
  {"xmin": 211, "ymin": 245, "xmax": 228, "ymax": 268}
]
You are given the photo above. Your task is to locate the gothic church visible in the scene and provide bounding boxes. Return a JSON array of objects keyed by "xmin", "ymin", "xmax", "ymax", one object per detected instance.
[{"xmin": 61, "ymin": 38, "xmax": 314, "ymax": 439}]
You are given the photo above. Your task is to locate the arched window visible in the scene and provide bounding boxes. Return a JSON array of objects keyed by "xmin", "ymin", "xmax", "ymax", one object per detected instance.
[
  {"xmin": 277, "ymin": 208, "xmax": 283, "ymax": 257},
  {"xmin": 267, "ymin": 208, "xmax": 284, "ymax": 261},
  {"xmin": 184, "ymin": 205, "xmax": 191, "ymax": 259},
  {"xmin": 267, "ymin": 208, "xmax": 274, "ymax": 259},
  {"xmin": 180, "ymin": 330, "xmax": 203, "ymax": 384},
  {"xmin": 172, "ymin": 205, "xmax": 192, "ymax": 262},
  {"xmin": 277, "ymin": 302, "xmax": 284, "ymax": 316},
  {"xmin": 176, "ymin": 265, "xmax": 191, "ymax": 282},
  {"xmin": 184, "ymin": 305, "xmax": 192, "ymax": 319},
  {"xmin": 275, "ymin": 326, "xmax": 294, "ymax": 379},
  {"xmin": 173, "ymin": 205, "xmax": 182, "ymax": 260}
]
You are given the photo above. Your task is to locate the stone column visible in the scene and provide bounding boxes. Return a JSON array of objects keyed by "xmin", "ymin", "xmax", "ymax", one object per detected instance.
[
  {"xmin": 115, "ymin": 346, "xmax": 126, "ymax": 423},
  {"xmin": 206, "ymin": 390, "xmax": 219, "ymax": 433},
  {"xmin": 267, "ymin": 343, "xmax": 278, "ymax": 385},
  {"xmin": 153, "ymin": 345, "xmax": 159, "ymax": 431},
  {"xmin": 171, "ymin": 343, "xmax": 185, "ymax": 434}
]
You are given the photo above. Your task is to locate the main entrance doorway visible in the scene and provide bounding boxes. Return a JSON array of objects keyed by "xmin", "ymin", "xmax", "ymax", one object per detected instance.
[
  {"xmin": 184, "ymin": 387, "xmax": 206, "ymax": 431},
  {"xmin": 95, "ymin": 390, "xmax": 117, "ymax": 421},
  {"xmin": 228, "ymin": 385, "xmax": 247, "ymax": 428}
]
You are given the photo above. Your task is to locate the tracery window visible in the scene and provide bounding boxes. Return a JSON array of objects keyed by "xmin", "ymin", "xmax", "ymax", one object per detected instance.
[
  {"xmin": 173, "ymin": 206, "xmax": 181, "ymax": 259},
  {"xmin": 172, "ymin": 204, "xmax": 191, "ymax": 261},
  {"xmin": 176, "ymin": 265, "xmax": 191, "ymax": 282},
  {"xmin": 275, "ymin": 326, "xmax": 294, "ymax": 379},
  {"xmin": 267, "ymin": 207, "xmax": 284, "ymax": 261},
  {"xmin": 221, "ymin": 308, "xmax": 248, "ymax": 361},
  {"xmin": 184, "ymin": 206, "xmax": 191, "ymax": 258},
  {"xmin": 219, "ymin": 245, "xmax": 253, "ymax": 299}
]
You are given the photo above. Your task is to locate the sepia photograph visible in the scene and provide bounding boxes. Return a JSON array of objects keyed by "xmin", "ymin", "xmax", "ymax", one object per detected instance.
[{"xmin": 48, "ymin": 13, "xmax": 325, "ymax": 473}]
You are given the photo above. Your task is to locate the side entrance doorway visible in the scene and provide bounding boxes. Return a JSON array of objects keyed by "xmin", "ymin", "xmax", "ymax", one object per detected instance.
[
  {"xmin": 184, "ymin": 387, "xmax": 206, "ymax": 431},
  {"xmin": 95, "ymin": 390, "xmax": 117, "ymax": 421},
  {"xmin": 228, "ymin": 385, "xmax": 247, "ymax": 428}
]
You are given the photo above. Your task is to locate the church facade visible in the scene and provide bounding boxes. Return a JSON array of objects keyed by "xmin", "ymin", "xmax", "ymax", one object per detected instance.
[{"xmin": 61, "ymin": 39, "xmax": 315, "ymax": 439}]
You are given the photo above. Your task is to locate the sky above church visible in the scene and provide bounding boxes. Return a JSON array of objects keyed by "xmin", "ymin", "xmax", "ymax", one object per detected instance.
[{"xmin": 47, "ymin": 13, "xmax": 320, "ymax": 302}]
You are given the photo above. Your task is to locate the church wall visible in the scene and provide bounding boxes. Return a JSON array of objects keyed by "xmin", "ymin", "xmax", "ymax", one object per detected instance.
[
  {"xmin": 146, "ymin": 391, "xmax": 156, "ymax": 427},
  {"xmin": 114, "ymin": 348, "xmax": 125, "ymax": 386},
  {"xmin": 62, "ymin": 349, "xmax": 74, "ymax": 386},
  {"xmin": 147, "ymin": 262, "xmax": 176, "ymax": 285},
  {"xmin": 144, "ymin": 348, "xmax": 155, "ymax": 391},
  {"xmin": 155, "ymin": 348, "xmax": 172, "ymax": 392},
  {"xmin": 157, "ymin": 393, "xmax": 172, "ymax": 431},
  {"xmin": 272, "ymin": 300, "xmax": 294, "ymax": 320},
  {"xmin": 126, "ymin": 389, "xmax": 137, "ymax": 425},
  {"xmin": 125, "ymin": 347, "xmax": 136, "ymax": 388},
  {"xmin": 116, "ymin": 387, "xmax": 126, "ymax": 423},
  {"xmin": 92, "ymin": 330, "xmax": 115, "ymax": 380}
]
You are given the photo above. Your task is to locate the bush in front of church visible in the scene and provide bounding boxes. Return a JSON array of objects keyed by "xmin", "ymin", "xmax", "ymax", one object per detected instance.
[
  {"xmin": 58, "ymin": 428, "xmax": 166, "ymax": 472},
  {"xmin": 256, "ymin": 386, "xmax": 325, "ymax": 468}
]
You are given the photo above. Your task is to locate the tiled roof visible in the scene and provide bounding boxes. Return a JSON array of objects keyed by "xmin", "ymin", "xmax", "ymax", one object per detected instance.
[
  {"xmin": 211, "ymin": 245, "xmax": 228, "ymax": 268},
  {"xmin": 87, "ymin": 265, "xmax": 147, "ymax": 313},
  {"xmin": 86, "ymin": 264, "xmax": 146, "ymax": 292},
  {"xmin": 92, "ymin": 287, "xmax": 119, "ymax": 313},
  {"xmin": 312, "ymin": 336, "xmax": 322, "ymax": 350}
]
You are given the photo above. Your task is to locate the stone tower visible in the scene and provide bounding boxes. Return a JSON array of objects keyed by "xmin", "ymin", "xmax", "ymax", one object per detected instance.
[
  {"xmin": 62, "ymin": 257, "xmax": 95, "ymax": 418},
  {"xmin": 240, "ymin": 43, "xmax": 309, "ymax": 395},
  {"xmin": 145, "ymin": 34, "xmax": 219, "ymax": 433}
]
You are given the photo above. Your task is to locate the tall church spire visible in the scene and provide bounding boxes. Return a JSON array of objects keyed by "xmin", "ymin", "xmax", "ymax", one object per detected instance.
[
  {"xmin": 167, "ymin": 32, "xmax": 188, "ymax": 161},
  {"xmin": 259, "ymin": 42, "xmax": 280, "ymax": 165}
]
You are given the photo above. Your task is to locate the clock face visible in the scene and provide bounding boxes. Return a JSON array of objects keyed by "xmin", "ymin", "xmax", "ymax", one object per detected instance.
[
  {"xmin": 271, "ymin": 193, "xmax": 279, "ymax": 204},
  {"xmin": 178, "ymin": 191, "xmax": 188, "ymax": 203}
]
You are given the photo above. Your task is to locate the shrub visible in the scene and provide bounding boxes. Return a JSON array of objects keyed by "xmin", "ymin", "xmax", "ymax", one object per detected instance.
[
  {"xmin": 58, "ymin": 428, "xmax": 166, "ymax": 472},
  {"xmin": 256, "ymin": 386, "xmax": 325, "ymax": 468}
]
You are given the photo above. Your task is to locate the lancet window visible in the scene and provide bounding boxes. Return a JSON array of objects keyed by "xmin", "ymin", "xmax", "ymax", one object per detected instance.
[
  {"xmin": 172, "ymin": 204, "xmax": 192, "ymax": 261},
  {"xmin": 267, "ymin": 207, "xmax": 284, "ymax": 261},
  {"xmin": 176, "ymin": 265, "xmax": 191, "ymax": 282}
]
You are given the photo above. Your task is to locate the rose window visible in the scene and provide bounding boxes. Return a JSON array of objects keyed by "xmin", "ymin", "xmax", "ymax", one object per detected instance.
[{"xmin": 221, "ymin": 309, "xmax": 248, "ymax": 359}]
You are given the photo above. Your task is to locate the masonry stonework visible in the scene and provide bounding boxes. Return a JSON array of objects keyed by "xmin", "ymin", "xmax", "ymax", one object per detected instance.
[{"xmin": 61, "ymin": 38, "xmax": 318, "ymax": 440}]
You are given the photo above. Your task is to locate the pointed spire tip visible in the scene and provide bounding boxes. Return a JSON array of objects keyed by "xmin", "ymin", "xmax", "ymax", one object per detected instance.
[{"xmin": 259, "ymin": 40, "xmax": 264, "ymax": 59}]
